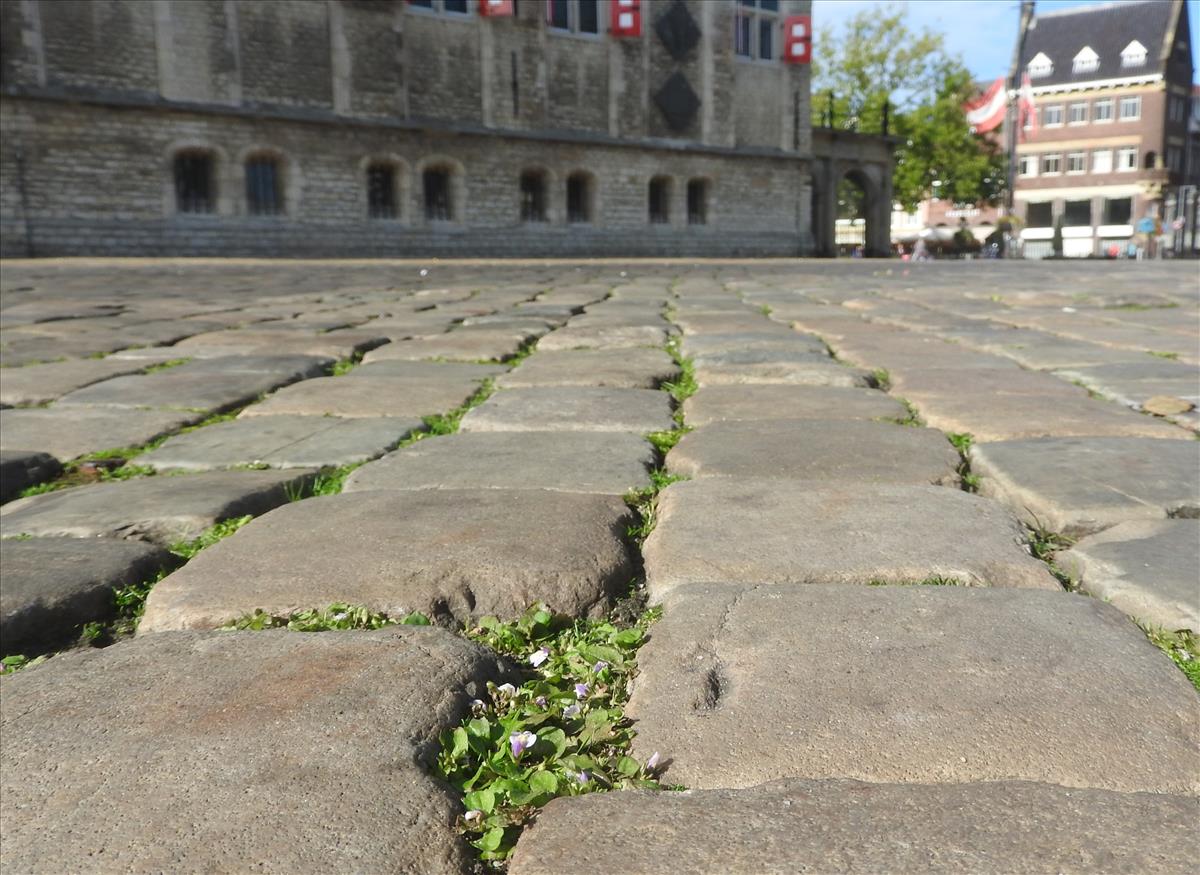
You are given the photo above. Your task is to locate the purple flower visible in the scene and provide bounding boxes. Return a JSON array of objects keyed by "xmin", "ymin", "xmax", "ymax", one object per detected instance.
[
  {"xmin": 573, "ymin": 683, "xmax": 589, "ymax": 699},
  {"xmin": 592, "ymin": 660, "xmax": 608, "ymax": 673},
  {"xmin": 562, "ymin": 703, "xmax": 581, "ymax": 719},
  {"xmin": 646, "ymin": 751, "xmax": 661, "ymax": 771},
  {"xmin": 574, "ymin": 770, "xmax": 590, "ymax": 785},
  {"xmin": 534, "ymin": 696, "xmax": 548, "ymax": 708},
  {"xmin": 509, "ymin": 730, "xmax": 538, "ymax": 759}
]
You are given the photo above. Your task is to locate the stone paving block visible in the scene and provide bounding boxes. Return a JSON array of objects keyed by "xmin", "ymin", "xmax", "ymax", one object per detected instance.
[
  {"xmin": 172, "ymin": 354, "xmax": 332, "ymax": 380},
  {"xmin": 344, "ymin": 431, "xmax": 654, "ymax": 495},
  {"xmin": 460, "ymin": 387, "xmax": 675, "ymax": 434},
  {"xmin": 627, "ymin": 584, "xmax": 1199, "ymax": 794},
  {"xmin": 970, "ymin": 437, "xmax": 1200, "ymax": 537},
  {"xmin": 140, "ymin": 415, "xmax": 418, "ymax": 471},
  {"xmin": 694, "ymin": 361, "xmax": 875, "ymax": 387},
  {"xmin": 0, "ymin": 407, "xmax": 203, "ymax": 461},
  {"xmin": 679, "ymin": 332, "xmax": 823, "ymax": 358},
  {"xmin": 891, "ymin": 367, "xmax": 1088, "ymax": 398},
  {"xmin": 667, "ymin": 420, "xmax": 961, "ymax": 485},
  {"xmin": 909, "ymin": 391, "xmax": 1188, "ymax": 441},
  {"xmin": 690, "ymin": 347, "xmax": 834, "ymax": 367},
  {"xmin": 241, "ymin": 375, "xmax": 480, "ymax": 419},
  {"xmin": 139, "ymin": 489, "xmax": 635, "ymax": 631},
  {"xmin": 535, "ymin": 325, "xmax": 669, "ymax": 351},
  {"xmin": 0, "ymin": 469, "xmax": 317, "ymax": 545},
  {"xmin": 984, "ymin": 335, "xmax": 1156, "ymax": 370},
  {"xmin": 351, "ymin": 359, "xmax": 507, "ymax": 381},
  {"xmin": 498, "ymin": 349, "xmax": 679, "ymax": 390},
  {"xmin": 55, "ymin": 369, "xmax": 303, "ymax": 414},
  {"xmin": 683, "ymin": 384, "xmax": 906, "ymax": 424},
  {"xmin": 0, "ymin": 627, "xmax": 511, "ymax": 874},
  {"xmin": 1, "ymin": 537, "xmax": 177, "ymax": 655},
  {"xmin": 0, "ymin": 450, "xmax": 61, "ymax": 503},
  {"xmin": 0, "ymin": 358, "xmax": 154, "ymax": 406},
  {"xmin": 176, "ymin": 328, "xmax": 387, "ymax": 360},
  {"xmin": 1057, "ymin": 520, "xmax": 1200, "ymax": 633},
  {"xmin": 643, "ymin": 479, "xmax": 1056, "ymax": 600},
  {"xmin": 509, "ymin": 780, "xmax": 1200, "ymax": 875},
  {"xmin": 362, "ymin": 330, "xmax": 531, "ymax": 363}
]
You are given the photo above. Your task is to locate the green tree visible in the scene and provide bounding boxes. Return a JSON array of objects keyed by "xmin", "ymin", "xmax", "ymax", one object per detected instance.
[{"xmin": 813, "ymin": 3, "xmax": 1007, "ymax": 212}]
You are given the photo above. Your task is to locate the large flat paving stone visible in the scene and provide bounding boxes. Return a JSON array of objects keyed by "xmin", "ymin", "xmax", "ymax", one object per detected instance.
[
  {"xmin": 140, "ymin": 489, "xmax": 635, "ymax": 631},
  {"xmin": 140, "ymin": 415, "xmax": 419, "ymax": 471},
  {"xmin": 683, "ymin": 384, "xmax": 906, "ymax": 425},
  {"xmin": 498, "ymin": 349, "xmax": 679, "ymax": 389},
  {"xmin": 0, "ymin": 357, "xmax": 153, "ymax": 406},
  {"xmin": 667, "ymin": 420, "xmax": 961, "ymax": 485},
  {"xmin": 344, "ymin": 431, "xmax": 654, "ymax": 495},
  {"xmin": 460, "ymin": 387, "xmax": 675, "ymax": 434},
  {"xmin": 1058, "ymin": 520, "xmax": 1200, "ymax": 633},
  {"xmin": 0, "ymin": 627, "xmax": 511, "ymax": 874},
  {"xmin": 627, "ymin": 584, "xmax": 1199, "ymax": 794},
  {"xmin": 362, "ymin": 330, "xmax": 532, "ymax": 363},
  {"xmin": 535, "ymin": 325, "xmax": 670, "ymax": 351},
  {"xmin": 1, "ymin": 537, "xmax": 177, "ymax": 655},
  {"xmin": 351, "ymin": 359, "xmax": 507, "ymax": 381},
  {"xmin": 509, "ymin": 779, "xmax": 1200, "ymax": 875},
  {"xmin": 643, "ymin": 479, "xmax": 1056, "ymax": 601},
  {"xmin": 241, "ymin": 375, "xmax": 481, "ymax": 419},
  {"xmin": 0, "ymin": 469, "xmax": 316, "ymax": 545},
  {"xmin": 0, "ymin": 407, "xmax": 203, "ymax": 461},
  {"xmin": 0, "ymin": 450, "xmax": 61, "ymax": 503},
  {"xmin": 694, "ymin": 360, "xmax": 874, "ymax": 387},
  {"xmin": 908, "ymin": 391, "xmax": 1188, "ymax": 441},
  {"xmin": 171, "ymin": 353, "xmax": 331, "ymax": 380},
  {"xmin": 176, "ymin": 327, "xmax": 387, "ymax": 360},
  {"xmin": 55, "ymin": 369, "xmax": 303, "ymax": 414},
  {"xmin": 971, "ymin": 437, "xmax": 1200, "ymax": 537}
]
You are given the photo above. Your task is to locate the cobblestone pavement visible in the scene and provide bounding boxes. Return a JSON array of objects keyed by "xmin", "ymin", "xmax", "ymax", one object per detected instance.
[{"xmin": 1, "ymin": 258, "xmax": 1198, "ymax": 872}]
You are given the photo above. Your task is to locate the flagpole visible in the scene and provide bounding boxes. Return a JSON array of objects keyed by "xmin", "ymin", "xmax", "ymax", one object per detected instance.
[{"xmin": 1007, "ymin": 1, "xmax": 1036, "ymax": 215}]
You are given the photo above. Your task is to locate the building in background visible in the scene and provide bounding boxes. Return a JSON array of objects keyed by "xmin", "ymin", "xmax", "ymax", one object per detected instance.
[
  {"xmin": 1012, "ymin": 0, "xmax": 1196, "ymax": 258},
  {"xmin": 0, "ymin": 0, "xmax": 856, "ymax": 258}
]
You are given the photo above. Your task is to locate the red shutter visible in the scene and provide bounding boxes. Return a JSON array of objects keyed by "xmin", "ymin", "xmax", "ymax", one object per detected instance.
[
  {"xmin": 610, "ymin": 0, "xmax": 641, "ymax": 37},
  {"xmin": 783, "ymin": 15, "xmax": 811, "ymax": 64},
  {"xmin": 479, "ymin": 0, "xmax": 514, "ymax": 16}
]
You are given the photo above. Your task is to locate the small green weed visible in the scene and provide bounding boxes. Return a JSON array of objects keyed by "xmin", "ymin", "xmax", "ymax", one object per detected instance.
[
  {"xmin": 1138, "ymin": 625, "xmax": 1200, "ymax": 692},
  {"xmin": 758, "ymin": 304, "xmax": 773, "ymax": 317},
  {"xmin": 623, "ymin": 469, "xmax": 687, "ymax": 543},
  {"xmin": 169, "ymin": 515, "xmax": 253, "ymax": 560},
  {"xmin": 1147, "ymin": 350, "xmax": 1180, "ymax": 360},
  {"xmin": 293, "ymin": 463, "xmax": 365, "ymax": 499},
  {"xmin": 871, "ymin": 368, "xmax": 892, "ymax": 391},
  {"xmin": 1025, "ymin": 515, "xmax": 1076, "ymax": 589},
  {"xmin": 867, "ymin": 576, "xmax": 963, "ymax": 586},
  {"xmin": 330, "ymin": 358, "xmax": 358, "ymax": 376},
  {"xmin": 222, "ymin": 603, "xmax": 431, "ymax": 632},
  {"xmin": 947, "ymin": 432, "xmax": 974, "ymax": 453},
  {"xmin": 142, "ymin": 358, "xmax": 191, "ymax": 373},
  {"xmin": 497, "ymin": 338, "xmax": 538, "ymax": 367},
  {"xmin": 1105, "ymin": 301, "xmax": 1178, "ymax": 311},
  {"xmin": 0, "ymin": 654, "xmax": 48, "ymax": 676},
  {"xmin": 438, "ymin": 603, "xmax": 664, "ymax": 863},
  {"xmin": 423, "ymin": 378, "xmax": 496, "ymax": 437},
  {"xmin": 645, "ymin": 428, "xmax": 690, "ymax": 455},
  {"xmin": 947, "ymin": 432, "xmax": 980, "ymax": 492}
]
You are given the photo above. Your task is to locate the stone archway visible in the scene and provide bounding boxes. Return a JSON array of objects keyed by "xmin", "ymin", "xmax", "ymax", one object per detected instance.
[{"xmin": 810, "ymin": 129, "xmax": 897, "ymax": 258}]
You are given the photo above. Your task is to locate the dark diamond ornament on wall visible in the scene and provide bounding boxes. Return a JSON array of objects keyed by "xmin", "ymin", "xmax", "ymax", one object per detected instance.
[
  {"xmin": 654, "ymin": 72, "xmax": 700, "ymax": 132},
  {"xmin": 655, "ymin": 0, "xmax": 701, "ymax": 61}
]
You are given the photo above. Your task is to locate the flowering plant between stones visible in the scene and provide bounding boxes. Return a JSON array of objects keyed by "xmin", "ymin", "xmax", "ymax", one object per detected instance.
[{"xmin": 435, "ymin": 603, "xmax": 663, "ymax": 864}]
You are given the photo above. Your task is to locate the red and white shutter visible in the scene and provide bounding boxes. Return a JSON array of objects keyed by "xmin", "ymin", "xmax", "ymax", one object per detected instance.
[
  {"xmin": 783, "ymin": 15, "xmax": 811, "ymax": 64},
  {"xmin": 611, "ymin": 0, "xmax": 641, "ymax": 37},
  {"xmin": 479, "ymin": 0, "xmax": 514, "ymax": 16}
]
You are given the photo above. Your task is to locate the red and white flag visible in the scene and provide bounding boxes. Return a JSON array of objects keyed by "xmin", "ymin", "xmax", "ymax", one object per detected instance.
[
  {"xmin": 1019, "ymin": 72, "xmax": 1037, "ymax": 139},
  {"xmin": 963, "ymin": 77, "xmax": 1006, "ymax": 133}
]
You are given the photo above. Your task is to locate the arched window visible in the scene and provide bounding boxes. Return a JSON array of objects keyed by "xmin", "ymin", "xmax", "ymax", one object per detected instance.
[
  {"xmin": 1143, "ymin": 151, "xmax": 1157, "ymax": 170},
  {"xmin": 174, "ymin": 150, "xmax": 216, "ymax": 214},
  {"xmin": 423, "ymin": 165, "xmax": 454, "ymax": 221},
  {"xmin": 245, "ymin": 153, "xmax": 283, "ymax": 216},
  {"xmin": 520, "ymin": 169, "xmax": 548, "ymax": 222},
  {"xmin": 687, "ymin": 178, "xmax": 708, "ymax": 225},
  {"xmin": 648, "ymin": 176, "xmax": 671, "ymax": 224},
  {"xmin": 566, "ymin": 171, "xmax": 594, "ymax": 223},
  {"xmin": 367, "ymin": 162, "xmax": 399, "ymax": 219}
]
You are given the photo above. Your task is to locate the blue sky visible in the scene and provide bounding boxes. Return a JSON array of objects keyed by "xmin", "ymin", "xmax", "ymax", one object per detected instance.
[{"xmin": 812, "ymin": 0, "xmax": 1200, "ymax": 83}]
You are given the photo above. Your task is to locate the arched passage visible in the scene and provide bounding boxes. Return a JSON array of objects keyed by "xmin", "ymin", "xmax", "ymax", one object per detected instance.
[{"xmin": 837, "ymin": 170, "xmax": 870, "ymax": 255}]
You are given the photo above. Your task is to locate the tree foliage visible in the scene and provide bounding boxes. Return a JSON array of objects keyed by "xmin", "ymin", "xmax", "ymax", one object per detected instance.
[{"xmin": 813, "ymin": 3, "xmax": 1007, "ymax": 212}]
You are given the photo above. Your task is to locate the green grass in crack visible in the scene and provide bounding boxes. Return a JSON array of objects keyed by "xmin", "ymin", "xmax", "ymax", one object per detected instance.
[
  {"xmin": 947, "ymin": 432, "xmax": 980, "ymax": 492},
  {"xmin": 1138, "ymin": 625, "xmax": 1200, "ymax": 692},
  {"xmin": 871, "ymin": 368, "xmax": 892, "ymax": 391},
  {"xmin": 142, "ymin": 357, "xmax": 191, "ymax": 373},
  {"xmin": 421, "ymin": 378, "xmax": 497, "ymax": 438},
  {"xmin": 221, "ymin": 603, "xmax": 432, "ymax": 632},
  {"xmin": 330, "ymin": 357, "xmax": 358, "ymax": 376},
  {"xmin": 644, "ymin": 428, "xmax": 690, "ymax": 455},
  {"xmin": 170, "ymin": 515, "xmax": 253, "ymax": 560},
  {"xmin": 438, "ymin": 603, "xmax": 665, "ymax": 864},
  {"xmin": 661, "ymin": 337, "xmax": 697, "ymax": 408},
  {"xmin": 624, "ymin": 469, "xmax": 687, "ymax": 543},
  {"xmin": 868, "ymin": 576, "xmax": 963, "ymax": 586},
  {"xmin": 1147, "ymin": 350, "xmax": 1180, "ymax": 360},
  {"xmin": 1024, "ymin": 515, "xmax": 1076, "ymax": 589}
]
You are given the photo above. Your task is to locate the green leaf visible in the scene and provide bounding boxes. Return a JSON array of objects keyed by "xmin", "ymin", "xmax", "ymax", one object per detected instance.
[
  {"xmin": 450, "ymin": 726, "xmax": 469, "ymax": 759},
  {"xmin": 616, "ymin": 756, "xmax": 640, "ymax": 777},
  {"xmin": 528, "ymin": 770, "xmax": 558, "ymax": 796},
  {"xmin": 464, "ymin": 788, "xmax": 496, "ymax": 814},
  {"xmin": 400, "ymin": 611, "xmax": 431, "ymax": 625},
  {"xmin": 467, "ymin": 717, "xmax": 492, "ymax": 738},
  {"xmin": 475, "ymin": 827, "xmax": 504, "ymax": 852},
  {"xmin": 612, "ymin": 628, "xmax": 643, "ymax": 648},
  {"xmin": 538, "ymin": 727, "xmax": 568, "ymax": 758}
]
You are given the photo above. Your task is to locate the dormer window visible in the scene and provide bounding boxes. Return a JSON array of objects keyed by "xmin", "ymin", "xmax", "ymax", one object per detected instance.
[
  {"xmin": 1028, "ymin": 52, "xmax": 1053, "ymax": 78},
  {"xmin": 1121, "ymin": 40, "xmax": 1147, "ymax": 68},
  {"xmin": 1072, "ymin": 46, "xmax": 1099, "ymax": 74}
]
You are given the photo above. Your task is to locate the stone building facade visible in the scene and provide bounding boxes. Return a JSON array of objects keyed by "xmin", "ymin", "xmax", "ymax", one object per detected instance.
[{"xmin": 0, "ymin": 0, "xmax": 816, "ymax": 257}]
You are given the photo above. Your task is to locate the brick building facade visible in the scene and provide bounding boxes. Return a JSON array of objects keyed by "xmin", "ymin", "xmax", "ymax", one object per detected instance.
[
  {"xmin": 0, "ymin": 0, "xmax": 815, "ymax": 258},
  {"xmin": 1013, "ymin": 0, "xmax": 1197, "ymax": 257}
]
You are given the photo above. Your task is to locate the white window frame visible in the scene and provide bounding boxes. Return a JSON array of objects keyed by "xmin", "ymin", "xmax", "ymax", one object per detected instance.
[
  {"xmin": 406, "ymin": 0, "xmax": 473, "ymax": 16},
  {"xmin": 1028, "ymin": 51, "xmax": 1053, "ymax": 78},
  {"xmin": 1092, "ymin": 149, "xmax": 1112, "ymax": 173},
  {"xmin": 1018, "ymin": 155, "xmax": 1039, "ymax": 178},
  {"xmin": 1121, "ymin": 40, "xmax": 1147, "ymax": 68},
  {"xmin": 1042, "ymin": 154, "xmax": 1062, "ymax": 176},
  {"xmin": 1066, "ymin": 152, "xmax": 1086, "ymax": 174},
  {"xmin": 735, "ymin": 1, "xmax": 780, "ymax": 62},
  {"xmin": 1092, "ymin": 99, "xmax": 1114, "ymax": 123},
  {"xmin": 1117, "ymin": 147, "xmax": 1138, "ymax": 172},
  {"xmin": 1072, "ymin": 46, "xmax": 1099, "ymax": 75},
  {"xmin": 1068, "ymin": 102, "xmax": 1088, "ymax": 125},
  {"xmin": 1119, "ymin": 95, "xmax": 1141, "ymax": 121},
  {"xmin": 1043, "ymin": 104, "xmax": 1064, "ymax": 127},
  {"xmin": 547, "ymin": 0, "xmax": 603, "ymax": 37}
]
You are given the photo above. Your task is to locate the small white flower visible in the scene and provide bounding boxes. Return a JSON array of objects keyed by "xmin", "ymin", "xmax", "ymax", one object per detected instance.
[
  {"xmin": 463, "ymin": 809, "xmax": 483, "ymax": 825},
  {"xmin": 529, "ymin": 647, "xmax": 550, "ymax": 667},
  {"xmin": 496, "ymin": 683, "xmax": 516, "ymax": 697},
  {"xmin": 646, "ymin": 751, "xmax": 660, "ymax": 770},
  {"xmin": 419, "ymin": 268, "xmax": 429, "ymax": 277},
  {"xmin": 562, "ymin": 704, "xmax": 581, "ymax": 719},
  {"xmin": 332, "ymin": 612, "xmax": 348, "ymax": 621}
]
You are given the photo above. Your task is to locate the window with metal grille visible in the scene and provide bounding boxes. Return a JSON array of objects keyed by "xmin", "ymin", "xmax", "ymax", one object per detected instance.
[
  {"xmin": 367, "ymin": 164, "xmax": 397, "ymax": 219},
  {"xmin": 735, "ymin": 0, "xmax": 778, "ymax": 60},
  {"xmin": 648, "ymin": 176, "xmax": 671, "ymax": 224},
  {"xmin": 687, "ymin": 179, "xmax": 708, "ymax": 225},
  {"xmin": 245, "ymin": 155, "xmax": 283, "ymax": 216},
  {"xmin": 566, "ymin": 172, "xmax": 592, "ymax": 223},
  {"xmin": 520, "ymin": 170, "xmax": 547, "ymax": 222},
  {"xmin": 174, "ymin": 151, "xmax": 215, "ymax": 214},
  {"xmin": 424, "ymin": 167, "xmax": 453, "ymax": 221}
]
